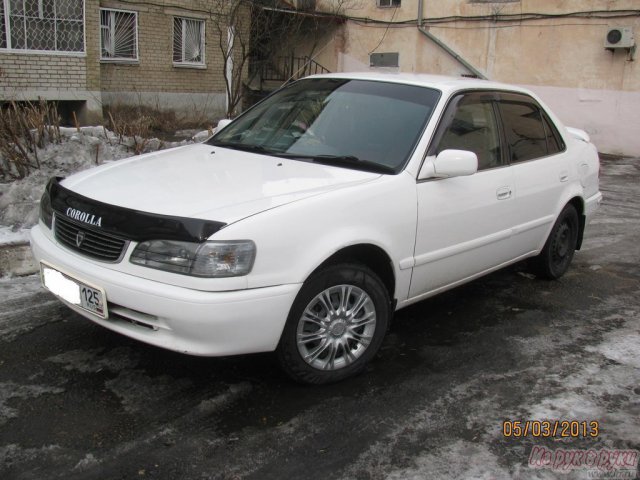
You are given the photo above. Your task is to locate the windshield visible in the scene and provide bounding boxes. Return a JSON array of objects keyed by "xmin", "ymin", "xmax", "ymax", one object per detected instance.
[{"xmin": 208, "ymin": 78, "xmax": 440, "ymax": 173}]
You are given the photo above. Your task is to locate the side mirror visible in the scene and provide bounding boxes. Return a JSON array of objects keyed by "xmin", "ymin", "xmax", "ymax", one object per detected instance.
[
  {"xmin": 419, "ymin": 149, "xmax": 478, "ymax": 180},
  {"xmin": 214, "ymin": 118, "xmax": 233, "ymax": 134}
]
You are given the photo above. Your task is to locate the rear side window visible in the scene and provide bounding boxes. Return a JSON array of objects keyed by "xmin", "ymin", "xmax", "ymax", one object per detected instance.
[
  {"xmin": 499, "ymin": 101, "xmax": 548, "ymax": 162},
  {"xmin": 542, "ymin": 113, "xmax": 565, "ymax": 155}
]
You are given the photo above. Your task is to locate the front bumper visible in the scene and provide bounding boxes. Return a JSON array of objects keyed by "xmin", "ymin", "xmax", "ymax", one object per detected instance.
[{"xmin": 30, "ymin": 224, "xmax": 302, "ymax": 356}]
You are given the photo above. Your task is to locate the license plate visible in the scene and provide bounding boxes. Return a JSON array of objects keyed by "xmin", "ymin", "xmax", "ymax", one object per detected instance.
[{"xmin": 40, "ymin": 262, "xmax": 108, "ymax": 319}]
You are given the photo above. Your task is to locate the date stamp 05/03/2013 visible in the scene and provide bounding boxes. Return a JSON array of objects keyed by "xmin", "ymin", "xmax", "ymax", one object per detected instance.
[
  {"xmin": 503, "ymin": 419, "xmax": 600, "ymax": 438},
  {"xmin": 502, "ymin": 420, "xmax": 639, "ymax": 478}
]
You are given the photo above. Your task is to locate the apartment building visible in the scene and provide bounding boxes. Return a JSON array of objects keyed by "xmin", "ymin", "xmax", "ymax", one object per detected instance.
[{"xmin": 0, "ymin": 0, "xmax": 242, "ymax": 123}]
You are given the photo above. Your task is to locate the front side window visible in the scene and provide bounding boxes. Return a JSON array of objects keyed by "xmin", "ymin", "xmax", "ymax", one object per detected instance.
[
  {"xmin": 431, "ymin": 94, "xmax": 503, "ymax": 171},
  {"xmin": 499, "ymin": 100, "xmax": 548, "ymax": 162},
  {"xmin": 173, "ymin": 17, "xmax": 205, "ymax": 66},
  {"xmin": 0, "ymin": 0, "xmax": 84, "ymax": 53},
  {"xmin": 209, "ymin": 78, "xmax": 440, "ymax": 174},
  {"xmin": 100, "ymin": 8, "xmax": 138, "ymax": 61}
]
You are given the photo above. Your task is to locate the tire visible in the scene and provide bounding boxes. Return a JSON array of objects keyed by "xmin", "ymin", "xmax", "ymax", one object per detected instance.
[
  {"xmin": 276, "ymin": 263, "xmax": 391, "ymax": 385},
  {"xmin": 530, "ymin": 204, "xmax": 579, "ymax": 280}
]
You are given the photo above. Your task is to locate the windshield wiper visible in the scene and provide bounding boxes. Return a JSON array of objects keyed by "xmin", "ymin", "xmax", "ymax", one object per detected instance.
[
  {"xmin": 210, "ymin": 143, "xmax": 394, "ymax": 174},
  {"xmin": 313, "ymin": 155, "xmax": 395, "ymax": 174},
  {"xmin": 274, "ymin": 153, "xmax": 395, "ymax": 174},
  {"xmin": 210, "ymin": 141, "xmax": 273, "ymax": 155}
]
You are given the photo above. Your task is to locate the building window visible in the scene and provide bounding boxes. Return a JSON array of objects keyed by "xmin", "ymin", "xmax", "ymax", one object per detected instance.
[
  {"xmin": 377, "ymin": 0, "xmax": 401, "ymax": 7},
  {"xmin": 0, "ymin": 2, "xmax": 6, "ymax": 49},
  {"xmin": 370, "ymin": 52, "xmax": 399, "ymax": 67},
  {"xmin": 173, "ymin": 17, "xmax": 205, "ymax": 66},
  {"xmin": 0, "ymin": 0, "xmax": 84, "ymax": 53},
  {"xmin": 100, "ymin": 8, "xmax": 138, "ymax": 61}
]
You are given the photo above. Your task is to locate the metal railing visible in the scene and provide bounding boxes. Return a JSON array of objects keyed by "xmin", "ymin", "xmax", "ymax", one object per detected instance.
[{"xmin": 258, "ymin": 54, "xmax": 331, "ymax": 88}]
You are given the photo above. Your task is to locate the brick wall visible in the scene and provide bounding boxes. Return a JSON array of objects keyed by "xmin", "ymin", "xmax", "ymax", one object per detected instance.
[
  {"xmin": 0, "ymin": 0, "xmax": 246, "ymax": 119},
  {"xmin": 0, "ymin": 0, "xmax": 99, "ymax": 121},
  {"xmin": 85, "ymin": 0, "xmax": 102, "ymax": 92},
  {"xmin": 0, "ymin": 52, "xmax": 87, "ymax": 95},
  {"xmin": 99, "ymin": 0, "xmax": 230, "ymax": 95}
]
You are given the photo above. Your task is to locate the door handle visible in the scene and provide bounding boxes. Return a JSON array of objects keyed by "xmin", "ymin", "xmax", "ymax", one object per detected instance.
[
  {"xmin": 496, "ymin": 186, "xmax": 512, "ymax": 200},
  {"xmin": 559, "ymin": 170, "xmax": 569, "ymax": 182}
]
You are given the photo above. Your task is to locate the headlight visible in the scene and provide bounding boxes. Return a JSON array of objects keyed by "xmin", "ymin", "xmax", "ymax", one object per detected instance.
[
  {"xmin": 39, "ymin": 182, "xmax": 53, "ymax": 229},
  {"xmin": 130, "ymin": 240, "xmax": 256, "ymax": 278}
]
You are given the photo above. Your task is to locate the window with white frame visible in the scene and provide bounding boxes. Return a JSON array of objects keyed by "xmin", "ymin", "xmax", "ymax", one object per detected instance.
[
  {"xmin": 377, "ymin": 0, "xmax": 401, "ymax": 7},
  {"xmin": 173, "ymin": 17, "xmax": 205, "ymax": 66},
  {"xmin": 0, "ymin": 0, "xmax": 84, "ymax": 53},
  {"xmin": 100, "ymin": 8, "xmax": 137, "ymax": 61}
]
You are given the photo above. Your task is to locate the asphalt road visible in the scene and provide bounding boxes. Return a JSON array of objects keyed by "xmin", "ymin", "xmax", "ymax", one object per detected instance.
[{"xmin": 1, "ymin": 157, "xmax": 639, "ymax": 480}]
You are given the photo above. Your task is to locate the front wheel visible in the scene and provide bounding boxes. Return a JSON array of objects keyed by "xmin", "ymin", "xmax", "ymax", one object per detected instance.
[
  {"xmin": 530, "ymin": 204, "xmax": 579, "ymax": 280},
  {"xmin": 277, "ymin": 263, "xmax": 390, "ymax": 384}
]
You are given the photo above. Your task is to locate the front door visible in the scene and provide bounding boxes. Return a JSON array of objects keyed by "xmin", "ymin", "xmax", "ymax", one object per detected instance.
[{"xmin": 410, "ymin": 92, "xmax": 518, "ymax": 298}]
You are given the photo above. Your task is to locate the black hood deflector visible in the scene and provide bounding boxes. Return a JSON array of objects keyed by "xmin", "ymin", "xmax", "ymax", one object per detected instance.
[{"xmin": 48, "ymin": 177, "xmax": 226, "ymax": 242}]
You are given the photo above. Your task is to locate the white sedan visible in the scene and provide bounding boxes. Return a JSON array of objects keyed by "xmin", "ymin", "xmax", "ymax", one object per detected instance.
[{"xmin": 31, "ymin": 73, "xmax": 602, "ymax": 384}]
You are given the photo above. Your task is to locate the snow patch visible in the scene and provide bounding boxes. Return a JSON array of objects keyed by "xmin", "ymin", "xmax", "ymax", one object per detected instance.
[
  {"xmin": 47, "ymin": 347, "xmax": 141, "ymax": 373},
  {"xmin": 105, "ymin": 370, "xmax": 193, "ymax": 414},
  {"xmin": 0, "ymin": 126, "xmax": 195, "ymax": 242},
  {"xmin": 192, "ymin": 129, "xmax": 212, "ymax": 142},
  {"xmin": 73, "ymin": 453, "xmax": 99, "ymax": 471},
  {"xmin": 586, "ymin": 325, "xmax": 640, "ymax": 369},
  {"xmin": 0, "ymin": 443, "xmax": 63, "ymax": 467},
  {"xmin": 0, "ymin": 382, "xmax": 64, "ymax": 425},
  {"xmin": 0, "ymin": 273, "xmax": 41, "ymax": 297},
  {"xmin": 0, "ymin": 274, "xmax": 61, "ymax": 341},
  {"xmin": 197, "ymin": 382, "xmax": 252, "ymax": 414},
  {"xmin": 524, "ymin": 310, "xmax": 640, "ymax": 445},
  {"xmin": 386, "ymin": 440, "xmax": 513, "ymax": 480},
  {"xmin": 0, "ymin": 226, "xmax": 30, "ymax": 245}
]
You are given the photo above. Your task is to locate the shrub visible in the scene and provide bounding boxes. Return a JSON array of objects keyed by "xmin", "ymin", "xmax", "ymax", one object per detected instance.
[{"xmin": 0, "ymin": 100, "xmax": 61, "ymax": 180}]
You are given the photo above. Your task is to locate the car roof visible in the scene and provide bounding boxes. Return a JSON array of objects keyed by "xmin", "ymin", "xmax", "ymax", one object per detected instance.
[{"xmin": 305, "ymin": 72, "xmax": 532, "ymax": 97}]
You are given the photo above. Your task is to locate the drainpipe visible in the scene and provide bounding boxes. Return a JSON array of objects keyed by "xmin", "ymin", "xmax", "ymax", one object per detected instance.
[{"xmin": 417, "ymin": 0, "xmax": 488, "ymax": 79}]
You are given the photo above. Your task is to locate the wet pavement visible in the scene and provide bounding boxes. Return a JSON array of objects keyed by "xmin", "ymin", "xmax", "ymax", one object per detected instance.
[{"xmin": 0, "ymin": 157, "xmax": 638, "ymax": 480}]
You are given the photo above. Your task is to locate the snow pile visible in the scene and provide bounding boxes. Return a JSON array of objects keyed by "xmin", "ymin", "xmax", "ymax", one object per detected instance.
[
  {"xmin": 0, "ymin": 126, "xmax": 209, "ymax": 243},
  {"xmin": 0, "ymin": 226, "xmax": 30, "ymax": 245}
]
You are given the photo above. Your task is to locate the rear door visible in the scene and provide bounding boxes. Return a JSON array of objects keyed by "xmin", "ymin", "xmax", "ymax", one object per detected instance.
[{"xmin": 497, "ymin": 93, "xmax": 571, "ymax": 255}]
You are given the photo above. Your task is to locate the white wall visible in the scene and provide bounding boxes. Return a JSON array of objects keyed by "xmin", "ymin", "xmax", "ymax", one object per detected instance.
[{"xmin": 527, "ymin": 85, "xmax": 640, "ymax": 157}]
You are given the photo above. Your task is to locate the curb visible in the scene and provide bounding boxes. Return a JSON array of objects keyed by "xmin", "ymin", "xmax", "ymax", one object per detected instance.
[{"xmin": 0, "ymin": 241, "xmax": 38, "ymax": 277}]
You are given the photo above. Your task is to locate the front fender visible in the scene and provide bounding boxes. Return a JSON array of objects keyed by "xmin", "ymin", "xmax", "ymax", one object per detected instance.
[{"xmin": 212, "ymin": 173, "xmax": 418, "ymax": 302}]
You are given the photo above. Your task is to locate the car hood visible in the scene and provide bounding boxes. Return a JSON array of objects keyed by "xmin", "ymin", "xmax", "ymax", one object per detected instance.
[{"xmin": 61, "ymin": 143, "xmax": 380, "ymax": 225}]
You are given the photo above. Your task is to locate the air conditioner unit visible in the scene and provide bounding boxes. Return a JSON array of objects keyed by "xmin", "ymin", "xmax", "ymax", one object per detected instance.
[{"xmin": 604, "ymin": 27, "xmax": 635, "ymax": 49}]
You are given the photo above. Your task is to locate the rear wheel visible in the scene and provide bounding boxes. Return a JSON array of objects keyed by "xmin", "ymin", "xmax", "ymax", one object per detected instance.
[
  {"xmin": 530, "ymin": 204, "xmax": 579, "ymax": 280},
  {"xmin": 277, "ymin": 263, "xmax": 390, "ymax": 384}
]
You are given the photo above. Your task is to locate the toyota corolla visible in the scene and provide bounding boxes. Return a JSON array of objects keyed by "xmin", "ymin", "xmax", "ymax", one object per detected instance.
[{"xmin": 31, "ymin": 73, "xmax": 602, "ymax": 384}]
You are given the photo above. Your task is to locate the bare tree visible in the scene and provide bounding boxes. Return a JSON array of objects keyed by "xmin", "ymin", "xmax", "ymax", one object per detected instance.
[{"xmin": 210, "ymin": 0, "xmax": 354, "ymax": 118}]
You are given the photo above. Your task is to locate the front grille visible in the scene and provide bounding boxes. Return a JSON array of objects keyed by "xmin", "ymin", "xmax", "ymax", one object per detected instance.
[{"xmin": 54, "ymin": 214, "xmax": 128, "ymax": 262}]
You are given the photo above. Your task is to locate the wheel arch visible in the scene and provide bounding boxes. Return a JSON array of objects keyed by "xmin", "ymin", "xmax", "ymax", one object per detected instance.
[
  {"xmin": 567, "ymin": 196, "xmax": 586, "ymax": 250},
  {"xmin": 310, "ymin": 243, "xmax": 396, "ymax": 306}
]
